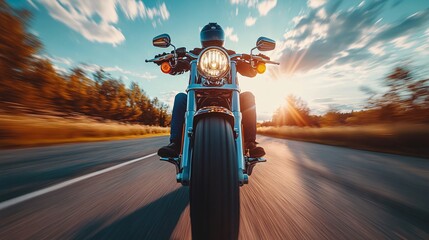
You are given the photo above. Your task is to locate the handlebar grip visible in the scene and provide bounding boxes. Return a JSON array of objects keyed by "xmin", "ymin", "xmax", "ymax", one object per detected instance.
[
  {"xmin": 242, "ymin": 54, "xmax": 251, "ymax": 60},
  {"xmin": 258, "ymin": 54, "xmax": 270, "ymax": 60}
]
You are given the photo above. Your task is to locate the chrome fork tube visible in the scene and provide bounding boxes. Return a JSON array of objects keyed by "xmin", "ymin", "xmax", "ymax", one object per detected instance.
[
  {"xmin": 230, "ymin": 62, "xmax": 247, "ymax": 185},
  {"xmin": 178, "ymin": 60, "xmax": 247, "ymax": 185},
  {"xmin": 178, "ymin": 60, "xmax": 197, "ymax": 185}
]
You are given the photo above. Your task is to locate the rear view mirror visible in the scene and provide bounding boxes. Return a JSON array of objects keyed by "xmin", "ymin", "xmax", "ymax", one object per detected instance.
[
  {"xmin": 256, "ymin": 37, "xmax": 276, "ymax": 51},
  {"xmin": 153, "ymin": 34, "xmax": 171, "ymax": 48}
]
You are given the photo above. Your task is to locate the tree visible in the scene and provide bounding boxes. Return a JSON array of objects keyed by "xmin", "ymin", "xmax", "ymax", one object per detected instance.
[
  {"xmin": 127, "ymin": 82, "xmax": 143, "ymax": 121},
  {"xmin": 0, "ymin": 0, "xmax": 41, "ymax": 104},
  {"xmin": 26, "ymin": 59, "xmax": 67, "ymax": 109},
  {"xmin": 320, "ymin": 109, "xmax": 351, "ymax": 127},
  {"xmin": 0, "ymin": 0, "xmax": 172, "ymax": 126},
  {"xmin": 364, "ymin": 65, "xmax": 429, "ymax": 123},
  {"xmin": 272, "ymin": 95, "xmax": 312, "ymax": 127},
  {"xmin": 158, "ymin": 102, "xmax": 170, "ymax": 127}
]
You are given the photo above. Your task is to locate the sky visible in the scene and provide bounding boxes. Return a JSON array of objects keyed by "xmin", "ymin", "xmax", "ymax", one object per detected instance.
[{"xmin": 8, "ymin": 0, "xmax": 429, "ymax": 121}]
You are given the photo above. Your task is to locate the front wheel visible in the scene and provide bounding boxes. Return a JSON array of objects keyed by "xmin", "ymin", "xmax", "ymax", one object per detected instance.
[{"xmin": 190, "ymin": 115, "xmax": 239, "ymax": 240}]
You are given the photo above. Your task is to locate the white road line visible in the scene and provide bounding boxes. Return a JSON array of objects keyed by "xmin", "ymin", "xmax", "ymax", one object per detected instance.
[{"xmin": 0, "ymin": 152, "xmax": 157, "ymax": 211}]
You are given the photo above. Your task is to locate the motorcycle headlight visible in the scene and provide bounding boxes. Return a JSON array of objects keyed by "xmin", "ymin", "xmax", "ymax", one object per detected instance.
[{"xmin": 197, "ymin": 47, "xmax": 230, "ymax": 80}]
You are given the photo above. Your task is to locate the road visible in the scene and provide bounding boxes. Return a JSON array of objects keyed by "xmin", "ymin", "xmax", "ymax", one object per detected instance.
[{"xmin": 0, "ymin": 135, "xmax": 428, "ymax": 239}]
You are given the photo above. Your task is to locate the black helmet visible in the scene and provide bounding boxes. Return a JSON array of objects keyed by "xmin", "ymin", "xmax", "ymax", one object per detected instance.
[{"xmin": 200, "ymin": 22, "xmax": 225, "ymax": 48}]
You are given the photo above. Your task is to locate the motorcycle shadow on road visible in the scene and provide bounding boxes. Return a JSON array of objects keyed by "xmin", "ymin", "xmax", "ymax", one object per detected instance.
[{"xmin": 74, "ymin": 187, "xmax": 189, "ymax": 240}]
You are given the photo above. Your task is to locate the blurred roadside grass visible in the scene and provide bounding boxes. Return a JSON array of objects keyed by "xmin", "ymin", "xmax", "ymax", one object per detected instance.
[
  {"xmin": 258, "ymin": 124, "xmax": 429, "ymax": 158},
  {"xmin": 0, "ymin": 114, "xmax": 169, "ymax": 148}
]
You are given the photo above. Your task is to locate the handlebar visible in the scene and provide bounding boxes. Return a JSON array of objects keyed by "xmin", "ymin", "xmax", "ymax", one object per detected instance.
[
  {"xmin": 230, "ymin": 54, "xmax": 279, "ymax": 65},
  {"xmin": 145, "ymin": 53, "xmax": 175, "ymax": 63},
  {"xmin": 145, "ymin": 51, "xmax": 279, "ymax": 65},
  {"xmin": 145, "ymin": 52, "xmax": 199, "ymax": 63}
]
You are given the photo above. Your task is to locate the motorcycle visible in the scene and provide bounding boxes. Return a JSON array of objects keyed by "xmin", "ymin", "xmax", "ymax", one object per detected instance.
[{"xmin": 146, "ymin": 32, "xmax": 279, "ymax": 239}]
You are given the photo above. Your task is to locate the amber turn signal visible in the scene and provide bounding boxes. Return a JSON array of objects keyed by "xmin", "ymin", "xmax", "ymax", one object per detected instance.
[
  {"xmin": 256, "ymin": 62, "xmax": 266, "ymax": 74},
  {"xmin": 161, "ymin": 62, "xmax": 171, "ymax": 74}
]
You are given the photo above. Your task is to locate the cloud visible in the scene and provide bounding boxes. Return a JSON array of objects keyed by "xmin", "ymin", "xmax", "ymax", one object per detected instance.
[
  {"xmin": 312, "ymin": 98, "xmax": 334, "ymax": 103},
  {"xmin": 258, "ymin": 0, "xmax": 277, "ymax": 16},
  {"xmin": 391, "ymin": 36, "xmax": 415, "ymax": 49},
  {"xmin": 30, "ymin": 29, "xmax": 39, "ymax": 36},
  {"xmin": 325, "ymin": 103, "xmax": 357, "ymax": 111},
  {"xmin": 368, "ymin": 10, "xmax": 429, "ymax": 44},
  {"xmin": 35, "ymin": 54, "xmax": 73, "ymax": 73},
  {"xmin": 27, "ymin": 0, "xmax": 39, "ymax": 9},
  {"xmin": 307, "ymin": 0, "xmax": 326, "ymax": 9},
  {"xmin": 230, "ymin": 0, "xmax": 258, "ymax": 8},
  {"xmin": 245, "ymin": 16, "xmax": 257, "ymax": 26},
  {"xmin": 390, "ymin": 0, "xmax": 403, "ymax": 9},
  {"xmin": 316, "ymin": 8, "xmax": 327, "ymax": 19},
  {"xmin": 368, "ymin": 43, "xmax": 385, "ymax": 56},
  {"xmin": 225, "ymin": 27, "xmax": 239, "ymax": 42},
  {"xmin": 78, "ymin": 63, "xmax": 157, "ymax": 80},
  {"xmin": 38, "ymin": 0, "xmax": 170, "ymax": 46},
  {"xmin": 103, "ymin": 66, "xmax": 157, "ymax": 80},
  {"xmin": 230, "ymin": 0, "xmax": 277, "ymax": 16},
  {"xmin": 158, "ymin": 91, "xmax": 179, "ymax": 112},
  {"xmin": 276, "ymin": 1, "xmax": 429, "ymax": 73},
  {"xmin": 52, "ymin": 65, "xmax": 67, "ymax": 73},
  {"xmin": 43, "ymin": 55, "xmax": 73, "ymax": 65}
]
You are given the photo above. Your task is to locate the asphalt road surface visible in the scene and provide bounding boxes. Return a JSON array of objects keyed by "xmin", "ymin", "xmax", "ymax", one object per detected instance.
[{"xmin": 0, "ymin": 135, "xmax": 428, "ymax": 239}]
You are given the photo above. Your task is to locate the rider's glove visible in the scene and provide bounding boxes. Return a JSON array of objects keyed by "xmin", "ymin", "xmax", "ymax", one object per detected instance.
[
  {"xmin": 155, "ymin": 52, "xmax": 168, "ymax": 58},
  {"xmin": 237, "ymin": 60, "xmax": 257, "ymax": 78},
  {"xmin": 258, "ymin": 53, "xmax": 270, "ymax": 60},
  {"xmin": 154, "ymin": 52, "xmax": 168, "ymax": 66},
  {"xmin": 241, "ymin": 54, "xmax": 252, "ymax": 61},
  {"xmin": 175, "ymin": 47, "xmax": 187, "ymax": 57},
  {"xmin": 170, "ymin": 59, "xmax": 191, "ymax": 75}
]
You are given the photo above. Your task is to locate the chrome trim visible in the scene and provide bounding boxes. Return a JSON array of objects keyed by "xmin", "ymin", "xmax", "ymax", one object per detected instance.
[
  {"xmin": 160, "ymin": 157, "xmax": 180, "ymax": 175},
  {"xmin": 201, "ymin": 77, "xmax": 226, "ymax": 87},
  {"xmin": 178, "ymin": 60, "xmax": 247, "ymax": 186},
  {"xmin": 179, "ymin": 60, "xmax": 198, "ymax": 185},
  {"xmin": 197, "ymin": 46, "xmax": 231, "ymax": 80},
  {"xmin": 152, "ymin": 33, "xmax": 171, "ymax": 48},
  {"xmin": 245, "ymin": 157, "xmax": 267, "ymax": 176},
  {"xmin": 256, "ymin": 36, "xmax": 276, "ymax": 52},
  {"xmin": 230, "ymin": 62, "xmax": 246, "ymax": 186},
  {"xmin": 194, "ymin": 106, "xmax": 234, "ymax": 126},
  {"xmin": 195, "ymin": 106, "xmax": 234, "ymax": 117},
  {"xmin": 187, "ymin": 84, "xmax": 240, "ymax": 92},
  {"xmin": 186, "ymin": 52, "xmax": 198, "ymax": 59}
]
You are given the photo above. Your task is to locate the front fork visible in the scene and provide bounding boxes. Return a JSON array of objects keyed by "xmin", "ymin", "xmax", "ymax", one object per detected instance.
[{"xmin": 161, "ymin": 61, "xmax": 264, "ymax": 186}]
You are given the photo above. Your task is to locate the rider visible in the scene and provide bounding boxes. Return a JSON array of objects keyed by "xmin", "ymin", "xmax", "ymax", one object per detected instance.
[{"xmin": 157, "ymin": 22, "xmax": 265, "ymax": 158}]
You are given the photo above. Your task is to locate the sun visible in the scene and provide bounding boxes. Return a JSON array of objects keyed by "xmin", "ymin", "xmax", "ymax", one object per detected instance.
[{"xmin": 240, "ymin": 74, "xmax": 293, "ymax": 122}]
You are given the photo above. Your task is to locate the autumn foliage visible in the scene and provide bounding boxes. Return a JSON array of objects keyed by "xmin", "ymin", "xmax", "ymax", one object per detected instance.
[
  {"xmin": 266, "ymin": 66, "xmax": 429, "ymax": 128},
  {"xmin": 0, "ymin": 1, "xmax": 170, "ymax": 127}
]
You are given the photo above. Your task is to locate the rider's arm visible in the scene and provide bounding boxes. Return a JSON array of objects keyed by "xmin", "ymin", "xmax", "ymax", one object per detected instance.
[
  {"xmin": 190, "ymin": 48, "xmax": 203, "ymax": 55},
  {"xmin": 235, "ymin": 53, "xmax": 257, "ymax": 78},
  {"xmin": 236, "ymin": 61, "xmax": 257, "ymax": 78},
  {"xmin": 161, "ymin": 47, "xmax": 257, "ymax": 77},
  {"xmin": 155, "ymin": 47, "xmax": 190, "ymax": 75},
  {"xmin": 225, "ymin": 49, "xmax": 257, "ymax": 78}
]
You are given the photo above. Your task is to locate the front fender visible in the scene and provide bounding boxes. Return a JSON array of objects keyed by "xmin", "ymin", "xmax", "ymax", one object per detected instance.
[{"xmin": 193, "ymin": 106, "xmax": 234, "ymax": 128}]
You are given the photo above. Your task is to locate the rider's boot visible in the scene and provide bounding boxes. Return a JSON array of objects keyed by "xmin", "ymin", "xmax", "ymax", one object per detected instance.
[
  {"xmin": 245, "ymin": 141, "xmax": 265, "ymax": 158},
  {"xmin": 158, "ymin": 141, "xmax": 180, "ymax": 158}
]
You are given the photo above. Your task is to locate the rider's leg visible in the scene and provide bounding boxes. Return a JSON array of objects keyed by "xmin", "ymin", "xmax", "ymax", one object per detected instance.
[
  {"xmin": 240, "ymin": 91, "xmax": 265, "ymax": 157},
  {"xmin": 170, "ymin": 93, "xmax": 187, "ymax": 143},
  {"xmin": 158, "ymin": 93, "xmax": 187, "ymax": 157},
  {"xmin": 158, "ymin": 92, "xmax": 264, "ymax": 158}
]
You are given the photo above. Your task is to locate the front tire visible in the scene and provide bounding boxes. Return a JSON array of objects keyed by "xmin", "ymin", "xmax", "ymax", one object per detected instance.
[{"xmin": 190, "ymin": 115, "xmax": 239, "ymax": 240}]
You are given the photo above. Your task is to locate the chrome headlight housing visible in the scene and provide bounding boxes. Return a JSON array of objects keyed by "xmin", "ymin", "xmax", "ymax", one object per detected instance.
[{"xmin": 197, "ymin": 47, "xmax": 230, "ymax": 80}]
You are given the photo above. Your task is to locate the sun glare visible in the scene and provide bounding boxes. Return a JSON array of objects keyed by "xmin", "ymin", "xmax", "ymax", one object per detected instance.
[{"xmin": 240, "ymin": 74, "xmax": 294, "ymax": 121}]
